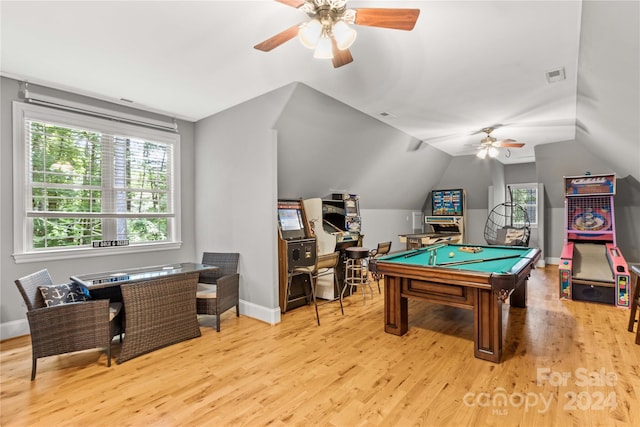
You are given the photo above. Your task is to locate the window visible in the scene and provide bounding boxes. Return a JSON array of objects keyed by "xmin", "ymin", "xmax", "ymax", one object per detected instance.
[
  {"xmin": 508, "ymin": 183, "xmax": 538, "ymax": 226},
  {"xmin": 13, "ymin": 101, "xmax": 181, "ymax": 262}
]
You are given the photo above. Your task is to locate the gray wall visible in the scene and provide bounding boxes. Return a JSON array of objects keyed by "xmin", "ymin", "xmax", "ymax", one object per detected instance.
[
  {"xmin": 575, "ymin": 0, "xmax": 639, "ymax": 181},
  {"xmin": 275, "ymin": 82, "xmax": 454, "ymax": 253},
  {"xmin": 612, "ymin": 176, "xmax": 640, "ymax": 262},
  {"xmin": 0, "ymin": 77, "xmax": 197, "ymax": 338},
  {"xmin": 275, "ymin": 83, "xmax": 453, "ymax": 210},
  {"xmin": 505, "ymin": 163, "xmax": 537, "ymax": 184},
  {"xmin": 194, "ymin": 84, "xmax": 295, "ymax": 325},
  {"xmin": 428, "ymin": 156, "xmax": 501, "ymax": 243},
  {"xmin": 360, "ymin": 209, "xmax": 416, "ymax": 252}
]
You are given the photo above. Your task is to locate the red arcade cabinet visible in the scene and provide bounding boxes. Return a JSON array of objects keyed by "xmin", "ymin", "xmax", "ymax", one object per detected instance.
[{"xmin": 559, "ymin": 174, "xmax": 630, "ymax": 307}]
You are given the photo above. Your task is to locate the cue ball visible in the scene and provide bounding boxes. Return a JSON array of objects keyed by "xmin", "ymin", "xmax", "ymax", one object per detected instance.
[{"xmin": 448, "ymin": 252, "xmax": 455, "ymax": 258}]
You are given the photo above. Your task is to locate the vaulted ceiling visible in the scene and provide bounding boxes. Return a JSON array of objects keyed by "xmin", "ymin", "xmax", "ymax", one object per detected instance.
[{"xmin": 1, "ymin": 1, "xmax": 638, "ymax": 174}]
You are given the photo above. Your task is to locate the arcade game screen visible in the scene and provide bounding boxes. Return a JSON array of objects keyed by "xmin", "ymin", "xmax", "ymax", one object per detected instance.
[
  {"xmin": 278, "ymin": 208, "xmax": 304, "ymax": 231},
  {"xmin": 432, "ymin": 189, "xmax": 464, "ymax": 216},
  {"xmin": 278, "ymin": 208, "xmax": 307, "ymax": 240}
]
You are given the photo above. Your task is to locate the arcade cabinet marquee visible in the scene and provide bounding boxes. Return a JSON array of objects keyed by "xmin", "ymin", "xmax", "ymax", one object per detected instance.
[{"xmin": 559, "ymin": 174, "xmax": 630, "ymax": 307}]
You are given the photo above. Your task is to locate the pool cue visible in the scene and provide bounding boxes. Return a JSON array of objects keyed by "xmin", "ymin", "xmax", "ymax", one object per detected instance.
[
  {"xmin": 382, "ymin": 243, "xmax": 448, "ymax": 261},
  {"xmin": 383, "ymin": 249, "xmax": 421, "ymax": 261},
  {"xmin": 435, "ymin": 254, "xmax": 522, "ymax": 267},
  {"xmin": 404, "ymin": 243, "xmax": 447, "ymax": 259}
]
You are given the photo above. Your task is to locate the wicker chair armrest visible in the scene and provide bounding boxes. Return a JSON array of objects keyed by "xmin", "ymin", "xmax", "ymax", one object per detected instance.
[
  {"xmin": 198, "ymin": 271, "xmax": 219, "ymax": 285},
  {"xmin": 28, "ymin": 299, "xmax": 111, "ymax": 327},
  {"xmin": 26, "ymin": 299, "xmax": 112, "ymax": 358},
  {"xmin": 215, "ymin": 273, "xmax": 239, "ymax": 298}
]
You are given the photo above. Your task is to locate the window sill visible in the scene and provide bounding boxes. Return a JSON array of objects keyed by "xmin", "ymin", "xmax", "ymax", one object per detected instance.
[{"xmin": 12, "ymin": 242, "xmax": 183, "ymax": 264}]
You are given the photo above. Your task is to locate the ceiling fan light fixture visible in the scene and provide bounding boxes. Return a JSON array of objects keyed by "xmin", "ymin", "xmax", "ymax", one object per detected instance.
[
  {"xmin": 477, "ymin": 148, "xmax": 488, "ymax": 159},
  {"xmin": 256, "ymin": 1, "xmax": 420, "ymax": 68},
  {"xmin": 488, "ymin": 146, "xmax": 499, "ymax": 158},
  {"xmin": 313, "ymin": 33, "xmax": 334, "ymax": 59},
  {"xmin": 332, "ymin": 19, "xmax": 356, "ymax": 50},
  {"xmin": 299, "ymin": 19, "xmax": 323, "ymax": 49}
]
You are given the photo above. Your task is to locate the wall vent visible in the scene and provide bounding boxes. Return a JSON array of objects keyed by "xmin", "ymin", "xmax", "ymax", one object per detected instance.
[{"xmin": 546, "ymin": 67, "xmax": 566, "ymax": 83}]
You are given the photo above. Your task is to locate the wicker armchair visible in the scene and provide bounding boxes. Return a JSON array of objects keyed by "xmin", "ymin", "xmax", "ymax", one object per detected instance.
[
  {"xmin": 197, "ymin": 252, "xmax": 240, "ymax": 332},
  {"xmin": 15, "ymin": 269, "xmax": 122, "ymax": 380}
]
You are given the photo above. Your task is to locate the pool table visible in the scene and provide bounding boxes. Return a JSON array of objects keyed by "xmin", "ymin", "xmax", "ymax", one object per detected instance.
[{"xmin": 370, "ymin": 243, "xmax": 541, "ymax": 363}]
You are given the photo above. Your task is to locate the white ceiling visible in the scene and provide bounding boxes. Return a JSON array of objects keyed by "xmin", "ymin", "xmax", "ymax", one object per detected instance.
[{"xmin": 0, "ymin": 0, "xmax": 592, "ymax": 164}]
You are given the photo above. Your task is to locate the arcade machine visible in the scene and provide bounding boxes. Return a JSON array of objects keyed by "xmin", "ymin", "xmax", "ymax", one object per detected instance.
[
  {"xmin": 322, "ymin": 194, "xmax": 362, "ymax": 291},
  {"xmin": 559, "ymin": 174, "xmax": 630, "ymax": 307},
  {"xmin": 322, "ymin": 193, "xmax": 361, "ymax": 242},
  {"xmin": 399, "ymin": 188, "xmax": 466, "ymax": 249},
  {"xmin": 277, "ymin": 199, "xmax": 317, "ymax": 312}
]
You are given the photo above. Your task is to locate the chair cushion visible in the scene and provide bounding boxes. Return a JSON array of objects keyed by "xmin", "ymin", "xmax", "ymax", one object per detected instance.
[
  {"xmin": 316, "ymin": 253, "xmax": 339, "ymax": 270},
  {"xmin": 109, "ymin": 302, "xmax": 123, "ymax": 321},
  {"xmin": 196, "ymin": 283, "xmax": 217, "ymax": 299},
  {"xmin": 38, "ymin": 283, "xmax": 92, "ymax": 307}
]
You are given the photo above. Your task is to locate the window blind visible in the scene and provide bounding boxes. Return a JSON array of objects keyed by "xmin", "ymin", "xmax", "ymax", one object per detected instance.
[{"xmin": 20, "ymin": 104, "xmax": 177, "ymax": 250}]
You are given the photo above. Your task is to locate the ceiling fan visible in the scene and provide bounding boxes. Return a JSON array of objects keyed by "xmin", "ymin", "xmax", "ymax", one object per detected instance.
[
  {"xmin": 474, "ymin": 127, "xmax": 525, "ymax": 159},
  {"xmin": 254, "ymin": 0, "xmax": 420, "ymax": 68}
]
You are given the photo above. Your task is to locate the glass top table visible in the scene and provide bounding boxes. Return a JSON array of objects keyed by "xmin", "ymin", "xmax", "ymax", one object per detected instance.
[
  {"xmin": 71, "ymin": 262, "xmax": 218, "ymax": 363},
  {"xmin": 71, "ymin": 262, "xmax": 217, "ymax": 289}
]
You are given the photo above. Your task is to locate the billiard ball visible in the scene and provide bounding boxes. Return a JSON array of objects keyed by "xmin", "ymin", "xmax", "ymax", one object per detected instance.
[{"xmin": 448, "ymin": 252, "xmax": 455, "ymax": 258}]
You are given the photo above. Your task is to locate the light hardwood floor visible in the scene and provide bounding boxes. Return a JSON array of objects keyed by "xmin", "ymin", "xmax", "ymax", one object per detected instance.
[{"xmin": 1, "ymin": 266, "xmax": 639, "ymax": 426}]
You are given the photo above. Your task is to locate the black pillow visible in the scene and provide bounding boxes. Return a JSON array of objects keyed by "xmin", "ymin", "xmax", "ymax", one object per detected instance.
[{"xmin": 39, "ymin": 283, "xmax": 92, "ymax": 307}]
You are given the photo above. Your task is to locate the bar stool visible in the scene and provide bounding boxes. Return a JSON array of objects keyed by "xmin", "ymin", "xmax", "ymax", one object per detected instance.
[
  {"xmin": 627, "ymin": 265, "xmax": 640, "ymax": 345},
  {"xmin": 285, "ymin": 267, "xmax": 314, "ymax": 314},
  {"xmin": 369, "ymin": 241, "xmax": 392, "ymax": 293},
  {"xmin": 341, "ymin": 247, "xmax": 374, "ymax": 305},
  {"xmin": 312, "ymin": 251, "xmax": 344, "ymax": 325}
]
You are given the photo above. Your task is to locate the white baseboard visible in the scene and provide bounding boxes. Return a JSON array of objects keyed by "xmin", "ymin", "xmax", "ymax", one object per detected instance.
[
  {"xmin": 239, "ymin": 299, "xmax": 281, "ymax": 325},
  {"xmin": 546, "ymin": 257, "xmax": 560, "ymax": 265},
  {"xmin": 1, "ymin": 318, "xmax": 29, "ymax": 341},
  {"xmin": 1, "ymin": 301, "xmax": 281, "ymax": 342}
]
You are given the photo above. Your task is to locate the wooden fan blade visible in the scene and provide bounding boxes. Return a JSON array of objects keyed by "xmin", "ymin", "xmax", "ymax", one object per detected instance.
[
  {"xmin": 408, "ymin": 140, "xmax": 424, "ymax": 152},
  {"xmin": 470, "ymin": 124, "xmax": 507, "ymax": 135},
  {"xmin": 354, "ymin": 8, "xmax": 420, "ymax": 31},
  {"xmin": 254, "ymin": 24, "xmax": 300, "ymax": 52},
  {"xmin": 496, "ymin": 139, "xmax": 525, "ymax": 148},
  {"xmin": 275, "ymin": 0, "xmax": 305, "ymax": 8},
  {"xmin": 331, "ymin": 36, "xmax": 353, "ymax": 68}
]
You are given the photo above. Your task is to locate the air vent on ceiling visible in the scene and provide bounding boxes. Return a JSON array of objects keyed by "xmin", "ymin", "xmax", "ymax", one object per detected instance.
[{"xmin": 546, "ymin": 67, "xmax": 566, "ymax": 83}]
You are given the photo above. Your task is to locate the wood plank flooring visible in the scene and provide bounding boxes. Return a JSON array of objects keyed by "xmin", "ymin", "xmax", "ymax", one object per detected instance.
[{"xmin": 1, "ymin": 266, "xmax": 639, "ymax": 426}]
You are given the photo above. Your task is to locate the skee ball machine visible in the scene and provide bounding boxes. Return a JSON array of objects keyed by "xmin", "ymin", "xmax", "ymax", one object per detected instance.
[{"xmin": 559, "ymin": 174, "xmax": 630, "ymax": 307}]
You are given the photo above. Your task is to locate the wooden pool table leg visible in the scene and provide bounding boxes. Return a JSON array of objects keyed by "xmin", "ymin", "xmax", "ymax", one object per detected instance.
[
  {"xmin": 509, "ymin": 280, "xmax": 527, "ymax": 308},
  {"xmin": 474, "ymin": 288, "xmax": 502, "ymax": 363},
  {"xmin": 385, "ymin": 276, "xmax": 408, "ymax": 335}
]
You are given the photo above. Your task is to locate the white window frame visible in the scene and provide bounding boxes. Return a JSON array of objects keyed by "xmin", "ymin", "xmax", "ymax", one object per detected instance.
[
  {"xmin": 12, "ymin": 101, "xmax": 182, "ymax": 263},
  {"xmin": 507, "ymin": 183, "xmax": 538, "ymax": 228}
]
